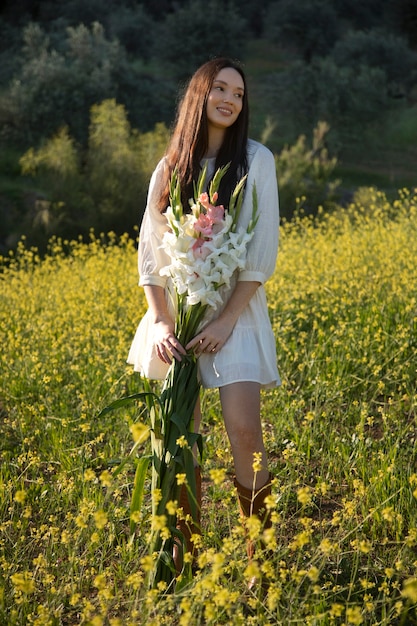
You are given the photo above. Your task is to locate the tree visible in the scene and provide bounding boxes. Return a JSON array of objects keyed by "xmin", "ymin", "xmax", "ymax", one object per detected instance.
[
  {"xmin": 152, "ymin": 0, "xmax": 249, "ymax": 82},
  {"xmin": 332, "ymin": 0, "xmax": 388, "ymax": 29},
  {"xmin": 18, "ymin": 99, "xmax": 170, "ymax": 248},
  {"xmin": 0, "ymin": 22, "xmax": 124, "ymax": 146},
  {"xmin": 330, "ymin": 29, "xmax": 417, "ymax": 98},
  {"xmin": 106, "ymin": 5, "xmax": 155, "ymax": 59},
  {"xmin": 384, "ymin": 0, "xmax": 417, "ymax": 47},
  {"xmin": 0, "ymin": 21, "xmax": 175, "ymax": 148},
  {"xmin": 264, "ymin": 58, "xmax": 391, "ymax": 149},
  {"xmin": 265, "ymin": 0, "xmax": 340, "ymax": 63}
]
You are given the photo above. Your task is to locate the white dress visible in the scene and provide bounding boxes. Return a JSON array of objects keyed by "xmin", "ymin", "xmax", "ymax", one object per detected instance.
[{"xmin": 127, "ymin": 138, "xmax": 281, "ymax": 389}]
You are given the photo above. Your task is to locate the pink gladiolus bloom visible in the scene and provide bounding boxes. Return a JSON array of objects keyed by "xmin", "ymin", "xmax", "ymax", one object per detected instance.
[
  {"xmin": 207, "ymin": 204, "xmax": 224, "ymax": 224},
  {"xmin": 198, "ymin": 192, "xmax": 210, "ymax": 210},
  {"xmin": 194, "ymin": 213, "xmax": 213, "ymax": 236}
]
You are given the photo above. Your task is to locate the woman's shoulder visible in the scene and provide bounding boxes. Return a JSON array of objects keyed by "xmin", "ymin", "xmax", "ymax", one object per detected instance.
[
  {"xmin": 247, "ymin": 138, "xmax": 275, "ymax": 165},
  {"xmin": 151, "ymin": 155, "xmax": 168, "ymax": 179}
]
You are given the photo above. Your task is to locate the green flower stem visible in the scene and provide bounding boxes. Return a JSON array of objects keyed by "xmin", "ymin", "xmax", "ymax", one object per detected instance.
[{"xmin": 147, "ymin": 300, "xmax": 204, "ymax": 589}]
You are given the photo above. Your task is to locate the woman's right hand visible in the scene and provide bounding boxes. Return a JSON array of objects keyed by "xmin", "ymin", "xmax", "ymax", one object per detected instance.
[
  {"xmin": 153, "ymin": 319, "xmax": 186, "ymax": 364},
  {"xmin": 143, "ymin": 285, "xmax": 186, "ymax": 364}
]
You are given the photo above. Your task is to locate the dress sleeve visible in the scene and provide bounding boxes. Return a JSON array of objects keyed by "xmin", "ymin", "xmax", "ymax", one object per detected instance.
[
  {"xmin": 237, "ymin": 143, "xmax": 280, "ymax": 284},
  {"xmin": 138, "ymin": 159, "xmax": 170, "ymax": 288}
]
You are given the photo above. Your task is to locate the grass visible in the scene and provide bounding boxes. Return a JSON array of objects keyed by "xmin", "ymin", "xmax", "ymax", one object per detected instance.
[{"xmin": 1, "ymin": 189, "xmax": 417, "ymax": 625}]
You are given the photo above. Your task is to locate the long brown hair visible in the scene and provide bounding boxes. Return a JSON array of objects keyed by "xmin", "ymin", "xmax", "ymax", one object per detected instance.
[{"xmin": 157, "ymin": 57, "xmax": 249, "ymax": 213}]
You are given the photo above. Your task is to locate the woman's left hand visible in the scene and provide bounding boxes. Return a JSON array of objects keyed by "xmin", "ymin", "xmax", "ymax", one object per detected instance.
[
  {"xmin": 186, "ymin": 317, "xmax": 234, "ymax": 356},
  {"xmin": 187, "ymin": 281, "xmax": 260, "ymax": 356}
]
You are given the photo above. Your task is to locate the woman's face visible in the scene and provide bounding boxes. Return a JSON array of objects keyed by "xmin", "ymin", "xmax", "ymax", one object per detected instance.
[{"xmin": 206, "ymin": 67, "xmax": 244, "ymax": 132}]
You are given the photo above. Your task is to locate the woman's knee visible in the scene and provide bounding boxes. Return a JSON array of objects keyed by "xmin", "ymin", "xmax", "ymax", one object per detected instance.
[{"xmin": 227, "ymin": 421, "xmax": 264, "ymax": 453}]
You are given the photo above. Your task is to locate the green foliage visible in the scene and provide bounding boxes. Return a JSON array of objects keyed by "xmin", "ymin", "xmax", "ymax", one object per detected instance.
[
  {"xmin": 106, "ymin": 4, "xmax": 155, "ymax": 59},
  {"xmin": 19, "ymin": 100, "xmax": 170, "ymax": 248},
  {"xmin": 274, "ymin": 121, "xmax": 340, "ymax": 220},
  {"xmin": 331, "ymin": 0, "xmax": 387, "ymax": 29},
  {"xmin": 0, "ymin": 21, "xmax": 174, "ymax": 148},
  {"xmin": 0, "ymin": 18, "xmax": 21, "ymax": 84},
  {"xmin": 265, "ymin": 0, "xmax": 340, "ymax": 63},
  {"xmin": 385, "ymin": 0, "xmax": 417, "ymax": 47},
  {"xmin": 330, "ymin": 28, "xmax": 417, "ymax": 98},
  {"xmin": 152, "ymin": 0, "xmax": 249, "ymax": 81},
  {"xmin": 0, "ymin": 22, "xmax": 123, "ymax": 146},
  {"xmin": 265, "ymin": 58, "xmax": 391, "ymax": 148}
]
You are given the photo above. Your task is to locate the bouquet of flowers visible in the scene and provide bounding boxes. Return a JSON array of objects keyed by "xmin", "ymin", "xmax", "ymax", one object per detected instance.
[
  {"xmin": 161, "ymin": 162, "xmax": 258, "ymax": 313},
  {"xmin": 99, "ymin": 163, "xmax": 257, "ymax": 592}
]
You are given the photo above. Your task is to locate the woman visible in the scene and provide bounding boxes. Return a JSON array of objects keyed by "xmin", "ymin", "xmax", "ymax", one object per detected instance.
[{"xmin": 127, "ymin": 57, "xmax": 280, "ymax": 577}]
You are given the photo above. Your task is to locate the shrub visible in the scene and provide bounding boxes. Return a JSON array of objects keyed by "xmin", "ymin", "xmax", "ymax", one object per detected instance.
[
  {"xmin": 275, "ymin": 121, "xmax": 340, "ymax": 220},
  {"xmin": 330, "ymin": 28, "xmax": 417, "ymax": 98},
  {"xmin": 264, "ymin": 0, "xmax": 340, "ymax": 63},
  {"xmin": 152, "ymin": 0, "xmax": 249, "ymax": 82},
  {"xmin": 19, "ymin": 100, "xmax": 170, "ymax": 249},
  {"xmin": 0, "ymin": 21, "xmax": 174, "ymax": 148},
  {"xmin": 265, "ymin": 58, "xmax": 391, "ymax": 148}
]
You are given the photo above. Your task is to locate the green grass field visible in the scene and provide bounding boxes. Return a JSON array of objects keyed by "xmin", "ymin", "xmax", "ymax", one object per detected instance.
[{"xmin": 1, "ymin": 189, "xmax": 417, "ymax": 625}]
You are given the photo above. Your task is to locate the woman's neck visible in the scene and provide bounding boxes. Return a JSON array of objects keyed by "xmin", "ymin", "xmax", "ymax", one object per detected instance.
[{"xmin": 205, "ymin": 128, "xmax": 225, "ymax": 159}]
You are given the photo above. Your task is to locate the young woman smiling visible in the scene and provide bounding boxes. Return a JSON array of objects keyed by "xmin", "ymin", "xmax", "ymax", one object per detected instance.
[{"xmin": 128, "ymin": 58, "xmax": 280, "ymax": 584}]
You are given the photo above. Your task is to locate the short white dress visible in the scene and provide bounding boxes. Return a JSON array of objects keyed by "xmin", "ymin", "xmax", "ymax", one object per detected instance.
[{"xmin": 127, "ymin": 138, "xmax": 281, "ymax": 389}]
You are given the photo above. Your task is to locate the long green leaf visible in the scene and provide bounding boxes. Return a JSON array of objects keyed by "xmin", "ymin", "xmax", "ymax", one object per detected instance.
[
  {"xmin": 97, "ymin": 391, "xmax": 162, "ymax": 418},
  {"xmin": 130, "ymin": 455, "xmax": 151, "ymax": 534}
]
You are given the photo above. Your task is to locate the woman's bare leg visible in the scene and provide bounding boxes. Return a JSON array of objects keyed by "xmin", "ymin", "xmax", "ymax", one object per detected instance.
[{"xmin": 219, "ymin": 382, "xmax": 269, "ymax": 489}]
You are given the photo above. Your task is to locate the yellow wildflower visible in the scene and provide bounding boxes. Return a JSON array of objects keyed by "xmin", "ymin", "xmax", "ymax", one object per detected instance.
[
  {"xmin": 99, "ymin": 470, "xmax": 112, "ymax": 487},
  {"xmin": 402, "ymin": 577, "xmax": 417, "ymax": 602},
  {"xmin": 209, "ymin": 468, "xmax": 226, "ymax": 485},
  {"xmin": 297, "ymin": 486, "xmax": 312, "ymax": 506},
  {"xmin": 252, "ymin": 452, "xmax": 263, "ymax": 473},
  {"xmin": 175, "ymin": 473, "xmax": 187, "ymax": 486},
  {"xmin": 130, "ymin": 421, "xmax": 150, "ymax": 444},
  {"xmin": 11, "ymin": 571, "xmax": 35, "ymax": 594},
  {"xmin": 176, "ymin": 435, "xmax": 188, "ymax": 448},
  {"xmin": 93, "ymin": 510, "xmax": 108, "ymax": 529},
  {"xmin": 165, "ymin": 500, "xmax": 178, "ymax": 515},
  {"xmin": 346, "ymin": 605, "xmax": 363, "ymax": 624},
  {"xmin": 14, "ymin": 490, "xmax": 26, "ymax": 504}
]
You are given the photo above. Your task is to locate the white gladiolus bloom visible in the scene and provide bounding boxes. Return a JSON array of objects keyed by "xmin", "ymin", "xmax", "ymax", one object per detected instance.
[{"xmin": 160, "ymin": 166, "xmax": 257, "ymax": 315}]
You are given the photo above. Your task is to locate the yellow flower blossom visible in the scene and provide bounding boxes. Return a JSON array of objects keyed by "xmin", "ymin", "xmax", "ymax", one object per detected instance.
[
  {"xmin": 99, "ymin": 470, "xmax": 112, "ymax": 488},
  {"xmin": 165, "ymin": 500, "xmax": 178, "ymax": 515},
  {"xmin": 346, "ymin": 605, "xmax": 363, "ymax": 624},
  {"xmin": 14, "ymin": 490, "xmax": 26, "ymax": 504},
  {"xmin": 297, "ymin": 486, "xmax": 312, "ymax": 506},
  {"xmin": 252, "ymin": 452, "xmax": 263, "ymax": 473},
  {"xmin": 83, "ymin": 468, "xmax": 96, "ymax": 482},
  {"xmin": 176, "ymin": 473, "xmax": 187, "ymax": 486},
  {"xmin": 209, "ymin": 468, "xmax": 227, "ymax": 485},
  {"xmin": 130, "ymin": 421, "xmax": 150, "ymax": 444},
  {"xmin": 402, "ymin": 577, "xmax": 417, "ymax": 602},
  {"xmin": 93, "ymin": 510, "xmax": 108, "ymax": 529},
  {"xmin": 11, "ymin": 571, "xmax": 35, "ymax": 594}
]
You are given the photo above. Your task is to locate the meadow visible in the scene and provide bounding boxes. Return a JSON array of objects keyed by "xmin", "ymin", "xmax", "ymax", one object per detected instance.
[{"xmin": 1, "ymin": 187, "xmax": 417, "ymax": 625}]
